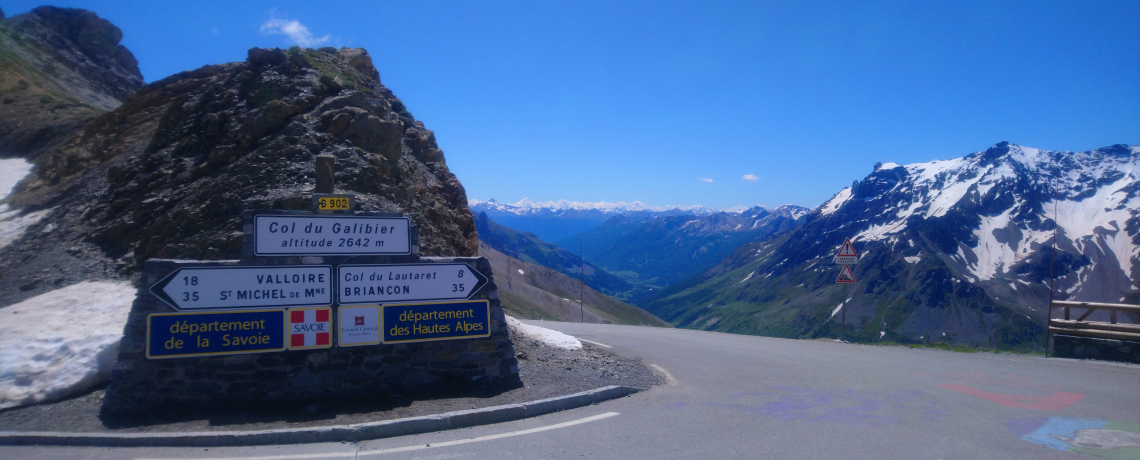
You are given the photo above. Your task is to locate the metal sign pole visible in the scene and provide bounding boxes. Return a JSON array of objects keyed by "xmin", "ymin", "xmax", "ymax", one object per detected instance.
[{"xmin": 841, "ymin": 284, "xmax": 848, "ymax": 341}]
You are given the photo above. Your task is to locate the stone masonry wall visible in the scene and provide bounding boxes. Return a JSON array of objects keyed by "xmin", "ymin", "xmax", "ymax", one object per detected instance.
[
  {"xmin": 101, "ymin": 256, "xmax": 519, "ymax": 418},
  {"xmin": 1052, "ymin": 335, "xmax": 1140, "ymax": 364}
]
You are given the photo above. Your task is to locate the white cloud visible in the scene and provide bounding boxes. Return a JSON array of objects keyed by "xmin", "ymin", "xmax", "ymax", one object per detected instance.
[
  {"xmin": 260, "ymin": 14, "xmax": 331, "ymax": 47},
  {"xmin": 742, "ymin": 174, "xmax": 759, "ymax": 181},
  {"xmin": 699, "ymin": 178, "xmax": 714, "ymax": 183}
]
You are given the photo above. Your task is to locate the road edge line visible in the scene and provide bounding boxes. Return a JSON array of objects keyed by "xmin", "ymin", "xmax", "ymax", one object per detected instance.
[{"xmin": 0, "ymin": 386, "xmax": 639, "ymax": 448}]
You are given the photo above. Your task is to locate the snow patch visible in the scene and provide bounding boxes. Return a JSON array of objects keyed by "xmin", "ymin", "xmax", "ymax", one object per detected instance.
[
  {"xmin": 505, "ymin": 315, "xmax": 581, "ymax": 350},
  {"xmin": 0, "ymin": 158, "xmax": 50, "ymax": 250},
  {"xmin": 1, "ymin": 158, "xmax": 33, "ymax": 200},
  {"xmin": 0, "ymin": 208, "xmax": 53, "ymax": 249},
  {"xmin": 829, "ymin": 303, "xmax": 843, "ymax": 318},
  {"xmin": 736, "ymin": 271, "xmax": 755, "ymax": 285},
  {"xmin": 0, "ymin": 281, "xmax": 136, "ymax": 409},
  {"xmin": 517, "ymin": 269, "xmax": 524, "ymax": 275},
  {"xmin": 819, "ymin": 188, "xmax": 852, "ymax": 216},
  {"xmin": 904, "ymin": 254, "xmax": 921, "ymax": 264}
]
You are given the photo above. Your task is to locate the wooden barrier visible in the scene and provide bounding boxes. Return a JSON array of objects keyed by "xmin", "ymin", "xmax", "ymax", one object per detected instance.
[{"xmin": 1047, "ymin": 301, "xmax": 1140, "ymax": 355}]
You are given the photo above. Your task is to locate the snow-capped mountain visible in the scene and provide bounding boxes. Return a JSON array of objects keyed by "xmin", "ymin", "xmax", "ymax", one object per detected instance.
[
  {"xmin": 819, "ymin": 142, "xmax": 1138, "ymax": 300},
  {"xmin": 643, "ymin": 143, "xmax": 1138, "ymax": 351}
]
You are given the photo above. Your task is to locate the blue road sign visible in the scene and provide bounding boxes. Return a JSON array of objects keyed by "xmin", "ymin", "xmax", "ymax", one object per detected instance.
[
  {"xmin": 382, "ymin": 300, "xmax": 491, "ymax": 344},
  {"xmin": 147, "ymin": 309, "xmax": 286, "ymax": 359}
]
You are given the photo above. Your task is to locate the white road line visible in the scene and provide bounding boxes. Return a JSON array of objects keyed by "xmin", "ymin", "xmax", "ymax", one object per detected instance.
[
  {"xmin": 358, "ymin": 412, "xmax": 620, "ymax": 457},
  {"xmin": 133, "ymin": 412, "xmax": 620, "ymax": 460},
  {"xmin": 578, "ymin": 338, "xmax": 612, "ymax": 348},
  {"xmin": 136, "ymin": 451, "xmax": 355, "ymax": 460},
  {"xmin": 650, "ymin": 364, "xmax": 679, "ymax": 386}
]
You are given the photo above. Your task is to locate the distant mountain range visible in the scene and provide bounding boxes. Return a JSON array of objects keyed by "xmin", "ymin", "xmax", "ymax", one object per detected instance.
[
  {"xmin": 641, "ymin": 143, "xmax": 1139, "ymax": 351},
  {"xmin": 561, "ymin": 205, "xmax": 810, "ymax": 297},
  {"xmin": 474, "ymin": 202, "xmax": 812, "ymax": 302},
  {"xmin": 474, "ymin": 211, "xmax": 634, "ymax": 298},
  {"xmin": 478, "ymin": 241, "xmax": 668, "ymax": 327},
  {"xmin": 469, "ymin": 198, "xmax": 717, "ymax": 242}
]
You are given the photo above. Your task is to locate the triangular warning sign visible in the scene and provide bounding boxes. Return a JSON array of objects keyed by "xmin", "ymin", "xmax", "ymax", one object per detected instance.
[
  {"xmin": 837, "ymin": 238, "xmax": 857, "ymax": 258},
  {"xmin": 836, "ymin": 264, "xmax": 856, "ymax": 283}
]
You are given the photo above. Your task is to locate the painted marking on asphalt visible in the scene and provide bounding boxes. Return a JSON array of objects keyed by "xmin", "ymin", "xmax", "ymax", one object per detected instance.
[
  {"xmin": 358, "ymin": 412, "xmax": 620, "ymax": 457},
  {"xmin": 133, "ymin": 412, "xmax": 620, "ymax": 460},
  {"xmin": 650, "ymin": 364, "xmax": 679, "ymax": 386},
  {"xmin": 579, "ymin": 338, "xmax": 612, "ymax": 348}
]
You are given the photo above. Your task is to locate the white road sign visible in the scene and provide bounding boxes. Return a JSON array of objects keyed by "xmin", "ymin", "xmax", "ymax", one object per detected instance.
[
  {"xmin": 253, "ymin": 215, "xmax": 411, "ymax": 256},
  {"xmin": 338, "ymin": 263, "xmax": 488, "ymax": 304},
  {"xmin": 150, "ymin": 265, "xmax": 333, "ymax": 310},
  {"xmin": 834, "ymin": 237, "xmax": 859, "ymax": 265}
]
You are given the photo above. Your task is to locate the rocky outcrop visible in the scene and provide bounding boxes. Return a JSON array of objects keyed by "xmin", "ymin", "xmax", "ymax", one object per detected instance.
[
  {"xmin": 0, "ymin": 46, "xmax": 478, "ymax": 304},
  {"xmin": 0, "ymin": 6, "xmax": 144, "ymax": 159}
]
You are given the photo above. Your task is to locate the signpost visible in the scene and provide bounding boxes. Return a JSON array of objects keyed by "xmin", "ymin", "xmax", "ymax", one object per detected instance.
[
  {"xmin": 150, "ymin": 265, "xmax": 333, "ymax": 310},
  {"xmin": 834, "ymin": 237, "xmax": 858, "ymax": 265},
  {"xmin": 836, "ymin": 265, "xmax": 856, "ymax": 283},
  {"xmin": 146, "ymin": 309, "xmax": 286, "ymax": 359},
  {"xmin": 382, "ymin": 300, "xmax": 491, "ymax": 344},
  {"xmin": 253, "ymin": 215, "xmax": 412, "ymax": 256},
  {"xmin": 834, "ymin": 238, "xmax": 858, "ymax": 341},
  {"xmin": 337, "ymin": 263, "xmax": 488, "ymax": 304}
]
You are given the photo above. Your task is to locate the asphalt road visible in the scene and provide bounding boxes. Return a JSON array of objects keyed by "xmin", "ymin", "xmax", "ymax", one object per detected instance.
[{"xmin": 8, "ymin": 322, "xmax": 1140, "ymax": 459}]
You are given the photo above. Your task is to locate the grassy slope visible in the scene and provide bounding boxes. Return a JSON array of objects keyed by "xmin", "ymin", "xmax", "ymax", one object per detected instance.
[{"xmin": 480, "ymin": 242, "xmax": 669, "ymax": 327}]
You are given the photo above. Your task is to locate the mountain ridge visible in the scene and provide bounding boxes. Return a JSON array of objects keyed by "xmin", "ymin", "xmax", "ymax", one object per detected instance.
[{"xmin": 641, "ymin": 142, "xmax": 1138, "ymax": 351}]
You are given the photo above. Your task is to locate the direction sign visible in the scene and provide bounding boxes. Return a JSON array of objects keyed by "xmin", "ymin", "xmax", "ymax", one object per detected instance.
[
  {"xmin": 253, "ymin": 215, "xmax": 411, "ymax": 256},
  {"xmin": 150, "ymin": 265, "xmax": 332, "ymax": 310},
  {"xmin": 836, "ymin": 264, "xmax": 856, "ymax": 283},
  {"xmin": 337, "ymin": 263, "xmax": 488, "ymax": 304},
  {"xmin": 834, "ymin": 237, "xmax": 859, "ymax": 265}
]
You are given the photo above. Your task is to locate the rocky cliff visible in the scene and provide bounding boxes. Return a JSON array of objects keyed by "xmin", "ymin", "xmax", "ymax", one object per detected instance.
[
  {"xmin": 0, "ymin": 46, "xmax": 478, "ymax": 304},
  {"xmin": 0, "ymin": 6, "xmax": 144, "ymax": 159}
]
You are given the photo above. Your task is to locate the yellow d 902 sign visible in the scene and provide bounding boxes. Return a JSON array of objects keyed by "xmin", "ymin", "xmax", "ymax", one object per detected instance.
[{"xmin": 316, "ymin": 195, "xmax": 352, "ymax": 211}]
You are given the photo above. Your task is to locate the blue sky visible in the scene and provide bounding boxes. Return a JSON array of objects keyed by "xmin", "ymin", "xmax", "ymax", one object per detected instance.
[{"xmin": 5, "ymin": 1, "xmax": 1138, "ymax": 209}]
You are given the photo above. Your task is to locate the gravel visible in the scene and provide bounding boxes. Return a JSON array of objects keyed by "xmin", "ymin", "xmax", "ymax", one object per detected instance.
[{"xmin": 0, "ymin": 326, "xmax": 663, "ymax": 433}]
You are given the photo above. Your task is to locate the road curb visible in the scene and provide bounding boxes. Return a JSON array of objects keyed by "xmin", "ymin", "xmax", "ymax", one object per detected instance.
[{"xmin": 0, "ymin": 385, "xmax": 639, "ymax": 447}]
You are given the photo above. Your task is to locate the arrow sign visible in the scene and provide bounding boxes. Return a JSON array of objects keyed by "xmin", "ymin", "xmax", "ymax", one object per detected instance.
[
  {"xmin": 834, "ymin": 237, "xmax": 859, "ymax": 265},
  {"xmin": 338, "ymin": 263, "xmax": 488, "ymax": 304},
  {"xmin": 836, "ymin": 264, "xmax": 856, "ymax": 283},
  {"xmin": 150, "ymin": 265, "xmax": 333, "ymax": 310}
]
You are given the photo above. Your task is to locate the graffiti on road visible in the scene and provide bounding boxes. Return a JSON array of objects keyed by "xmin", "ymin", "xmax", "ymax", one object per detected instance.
[
  {"xmin": 669, "ymin": 386, "xmax": 947, "ymax": 427},
  {"xmin": 1008, "ymin": 417, "xmax": 1140, "ymax": 460}
]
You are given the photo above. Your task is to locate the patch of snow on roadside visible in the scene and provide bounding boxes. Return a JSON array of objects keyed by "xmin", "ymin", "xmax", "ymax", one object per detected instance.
[
  {"xmin": 0, "ymin": 208, "xmax": 53, "ymax": 249},
  {"xmin": 0, "ymin": 159, "xmax": 52, "ymax": 249},
  {"xmin": 1, "ymin": 158, "xmax": 34, "ymax": 200},
  {"xmin": 0, "ymin": 281, "xmax": 136, "ymax": 409},
  {"xmin": 505, "ymin": 315, "xmax": 581, "ymax": 350}
]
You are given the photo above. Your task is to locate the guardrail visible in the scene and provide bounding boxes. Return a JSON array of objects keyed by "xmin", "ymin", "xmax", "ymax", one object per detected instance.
[{"xmin": 1047, "ymin": 301, "xmax": 1140, "ymax": 354}]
